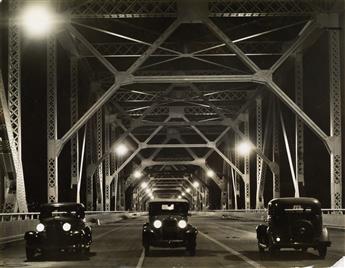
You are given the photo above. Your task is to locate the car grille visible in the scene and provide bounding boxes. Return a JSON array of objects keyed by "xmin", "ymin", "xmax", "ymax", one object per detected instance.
[{"xmin": 162, "ymin": 219, "xmax": 178, "ymax": 240}]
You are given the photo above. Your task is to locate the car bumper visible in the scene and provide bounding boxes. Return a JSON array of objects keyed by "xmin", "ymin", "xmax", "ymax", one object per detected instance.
[
  {"xmin": 25, "ymin": 231, "xmax": 91, "ymax": 250},
  {"xmin": 260, "ymin": 240, "xmax": 331, "ymax": 249}
]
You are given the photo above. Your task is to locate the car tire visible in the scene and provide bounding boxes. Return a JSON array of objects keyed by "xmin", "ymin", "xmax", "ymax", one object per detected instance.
[
  {"xmin": 187, "ymin": 246, "xmax": 196, "ymax": 256},
  {"xmin": 26, "ymin": 247, "xmax": 36, "ymax": 261},
  {"xmin": 318, "ymin": 246, "xmax": 327, "ymax": 259},
  {"xmin": 144, "ymin": 245, "xmax": 150, "ymax": 257}
]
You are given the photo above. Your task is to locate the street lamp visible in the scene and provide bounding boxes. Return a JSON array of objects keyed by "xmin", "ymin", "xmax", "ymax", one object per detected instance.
[
  {"xmin": 181, "ymin": 192, "xmax": 185, "ymax": 196},
  {"xmin": 114, "ymin": 144, "xmax": 128, "ymax": 156},
  {"xmin": 206, "ymin": 169, "xmax": 215, "ymax": 178},
  {"xmin": 133, "ymin": 170, "xmax": 142, "ymax": 179},
  {"xmin": 193, "ymin": 181, "xmax": 199, "ymax": 188},
  {"xmin": 236, "ymin": 141, "xmax": 252, "ymax": 156},
  {"xmin": 186, "ymin": 188, "xmax": 191, "ymax": 193},
  {"xmin": 178, "ymin": 195, "xmax": 182, "ymax": 199},
  {"xmin": 141, "ymin": 182, "xmax": 148, "ymax": 189},
  {"xmin": 21, "ymin": 4, "xmax": 56, "ymax": 37}
]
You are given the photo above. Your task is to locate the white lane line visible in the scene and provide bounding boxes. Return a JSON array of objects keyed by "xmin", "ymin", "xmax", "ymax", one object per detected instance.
[
  {"xmin": 211, "ymin": 223, "xmax": 256, "ymax": 236},
  {"xmin": 199, "ymin": 231, "xmax": 265, "ymax": 268},
  {"xmin": 136, "ymin": 249, "xmax": 145, "ymax": 268},
  {"xmin": 93, "ymin": 226, "xmax": 123, "ymax": 240}
]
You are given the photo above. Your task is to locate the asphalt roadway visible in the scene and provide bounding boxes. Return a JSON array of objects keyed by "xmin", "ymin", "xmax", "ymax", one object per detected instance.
[{"xmin": 0, "ymin": 215, "xmax": 344, "ymax": 268}]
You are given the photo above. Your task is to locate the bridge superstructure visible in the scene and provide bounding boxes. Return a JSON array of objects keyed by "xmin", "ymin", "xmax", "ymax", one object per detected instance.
[{"xmin": 0, "ymin": 0, "xmax": 344, "ymax": 213}]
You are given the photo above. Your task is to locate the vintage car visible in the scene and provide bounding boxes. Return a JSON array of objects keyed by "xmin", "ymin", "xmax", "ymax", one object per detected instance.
[
  {"xmin": 256, "ymin": 197, "xmax": 331, "ymax": 258},
  {"xmin": 142, "ymin": 199, "xmax": 198, "ymax": 256},
  {"xmin": 24, "ymin": 202, "xmax": 92, "ymax": 260}
]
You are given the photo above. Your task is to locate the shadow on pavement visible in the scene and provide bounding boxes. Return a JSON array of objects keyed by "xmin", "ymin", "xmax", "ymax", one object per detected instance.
[
  {"xmin": 147, "ymin": 248, "xmax": 224, "ymax": 257},
  {"xmin": 224, "ymin": 250, "xmax": 320, "ymax": 262},
  {"xmin": 26, "ymin": 251, "xmax": 94, "ymax": 262}
]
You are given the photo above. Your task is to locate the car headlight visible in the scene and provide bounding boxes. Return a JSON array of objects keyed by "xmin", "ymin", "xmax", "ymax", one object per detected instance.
[
  {"xmin": 36, "ymin": 223, "xmax": 45, "ymax": 232},
  {"xmin": 178, "ymin": 220, "xmax": 187, "ymax": 229},
  {"xmin": 62, "ymin": 222, "xmax": 71, "ymax": 231},
  {"xmin": 153, "ymin": 220, "xmax": 162, "ymax": 229}
]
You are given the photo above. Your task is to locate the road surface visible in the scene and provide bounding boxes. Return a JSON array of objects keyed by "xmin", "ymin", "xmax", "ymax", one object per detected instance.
[{"xmin": 1, "ymin": 215, "xmax": 344, "ymax": 267}]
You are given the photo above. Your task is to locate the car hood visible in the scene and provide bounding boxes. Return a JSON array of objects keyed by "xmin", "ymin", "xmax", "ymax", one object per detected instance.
[
  {"xmin": 40, "ymin": 216, "xmax": 79, "ymax": 226},
  {"xmin": 150, "ymin": 215, "xmax": 187, "ymax": 223}
]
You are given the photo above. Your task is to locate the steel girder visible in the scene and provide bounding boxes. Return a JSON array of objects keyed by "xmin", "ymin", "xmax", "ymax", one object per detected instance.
[
  {"xmin": 47, "ymin": 36, "xmax": 58, "ymax": 203},
  {"xmin": 64, "ymin": 0, "xmax": 340, "ymax": 18},
  {"xmin": 295, "ymin": 52, "xmax": 305, "ymax": 186},
  {"xmin": 79, "ymin": 41, "xmax": 284, "ymax": 58},
  {"xmin": 328, "ymin": 29, "xmax": 342, "ymax": 209},
  {"xmin": 70, "ymin": 58, "xmax": 79, "ymax": 191}
]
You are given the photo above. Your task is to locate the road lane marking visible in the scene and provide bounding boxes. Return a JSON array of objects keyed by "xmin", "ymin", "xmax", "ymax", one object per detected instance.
[
  {"xmin": 211, "ymin": 223, "xmax": 256, "ymax": 236},
  {"xmin": 199, "ymin": 231, "xmax": 265, "ymax": 268},
  {"xmin": 136, "ymin": 249, "xmax": 145, "ymax": 268},
  {"xmin": 93, "ymin": 226, "xmax": 124, "ymax": 240}
]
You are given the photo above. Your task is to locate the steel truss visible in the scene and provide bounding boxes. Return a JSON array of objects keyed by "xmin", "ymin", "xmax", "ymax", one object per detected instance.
[
  {"xmin": 6, "ymin": 0, "xmax": 341, "ymax": 210},
  {"xmin": 65, "ymin": 0, "xmax": 339, "ymax": 18}
]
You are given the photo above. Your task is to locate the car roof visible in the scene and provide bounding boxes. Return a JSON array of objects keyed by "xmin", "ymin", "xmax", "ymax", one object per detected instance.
[
  {"xmin": 268, "ymin": 197, "xmax": 321, "ymax": 207},
  {"xmin": 40, "ymin": 202, "xmax": 85, "ymax": 210},
  {"xmin": 148, "ymin": 198, "xmax": 189, "ymax": 204}
]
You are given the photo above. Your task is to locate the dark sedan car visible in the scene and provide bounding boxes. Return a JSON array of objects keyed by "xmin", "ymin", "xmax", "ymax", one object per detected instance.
[
  {"xmin": 256, "ymin": 197, "xmax": 331, "ymax": 258},
  {"xmin": 24, "ymin": 202, "xmax": 92, "ymax": 260},
  {"xmin": 142, "ymin": 199, "xmax": 198, "ymax": 256}
]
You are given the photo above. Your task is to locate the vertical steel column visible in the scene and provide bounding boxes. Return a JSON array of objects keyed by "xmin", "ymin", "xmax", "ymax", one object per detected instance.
[
  {"xmin": 114, "ymin": 173, "xmax": 119, "ymax": 210},
  {"xmin": 47, "ymin": 36, "xmax": 58, "ymax": 203},
  {"xmin": 328, "ymin": 29, "xmax": 342, "ymax": 209},
  {"xmin": 70, "ymin": 58, "xmax": 79, "ymax": 195},
  {"xmin": 255, "ymin": 97, "xmax": 263, "ymax": 208},
  {"xmin": 234, "ymin": 134, "xmax": 240, "ymax": 197},
  {"xmin": 243, "ymin": 112, "xmax": 250, "ymax": 209},
  {"xmin": 95, "ymin": 109, "xmax": 104, "ymax": 210},
  {"xmin": 104, "ymin": 115, "xmax": 111, "ymax": 211},
  {"xmin": 272, "ymin": 99, "xmax": 280, "ymax": 198},
  {"xmin": 295, "ymin": 52, "xmax": 305, "ymax": 187},
  {"xmin": 8, "ymin": 0, "xmax": 22, "ymax": 157},
  {"xmin": 4, "ymin": 0, "xmax": 27, "ymax": 212},
  {"xmin": 86, "ymin": 122, "xmax": 94, "ymax": 210}
]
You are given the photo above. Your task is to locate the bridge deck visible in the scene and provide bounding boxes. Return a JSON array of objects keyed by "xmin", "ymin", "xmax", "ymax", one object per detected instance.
[{"xmin": 1, "ymin": 216, "xmax": 344, "ymax": 268}]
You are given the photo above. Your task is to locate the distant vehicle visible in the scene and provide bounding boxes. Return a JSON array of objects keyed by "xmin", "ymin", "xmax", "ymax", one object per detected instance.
[
  {"xmin": 142, "ymin": 199, "xmax": 198, "ymax": 256},
  {"xmin": 24, "ymin": 202, "xmax": 92, "ymax": 260},
  {"xmin": 256, "ymin": 197, "xmax": 331, "ymax": 258}
]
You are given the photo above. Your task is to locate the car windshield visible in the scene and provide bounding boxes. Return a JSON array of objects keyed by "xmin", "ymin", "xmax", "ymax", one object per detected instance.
[
  {"xmin": 40, "ymin": 207, "xmax": 84, "ymax": 220},
  {"xmin": 149, "ymin": 202, "xmax": 189, "ymax": 216}
]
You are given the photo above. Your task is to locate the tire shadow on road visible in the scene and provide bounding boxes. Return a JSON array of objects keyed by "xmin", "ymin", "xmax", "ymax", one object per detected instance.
[{"xmin": 25, "ymin": 252, "xmax": 94, "ymax": 262}]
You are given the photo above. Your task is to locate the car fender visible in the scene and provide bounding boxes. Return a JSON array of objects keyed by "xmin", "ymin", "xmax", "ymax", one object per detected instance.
[
  {"xmin": 256, "ymin": 224, "xmax": 268, "ymax": 242},
  {"xmin": 24, "ymin": 231, "xmax": 39, "ymax": 242},
  {"xmin": 320, "ymin": 227, "xmax": 329, "ymax": 242}
]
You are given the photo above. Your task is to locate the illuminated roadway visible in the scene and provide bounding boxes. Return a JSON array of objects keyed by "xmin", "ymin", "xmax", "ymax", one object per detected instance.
[{"xmin": 1, "ymin": 216, "xmax": 344, "ymax": 268}]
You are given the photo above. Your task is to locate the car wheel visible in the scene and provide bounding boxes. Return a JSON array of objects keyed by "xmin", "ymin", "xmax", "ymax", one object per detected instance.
[
  {"xmin": 26, "ymin": 247, "xmax": 36, "ymax": 261},
  {"xmin": 189, "ymin": 246, "xmax": 196, "ymax": 256},
  {"xmin": 318, "ymin": 246, "xmax": 327, "ymax": 259},
  {"xmin": 144, "ymin": 245, "xmax": 150, "ymax": 257}
]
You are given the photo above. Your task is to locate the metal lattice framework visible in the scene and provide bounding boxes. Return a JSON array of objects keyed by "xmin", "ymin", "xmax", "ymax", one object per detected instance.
[
  {"xmin": 65, "ymin": 0, "xmax": 338, "ymax": 18},
  {"xmin": 47, "ymin": 36, "xmax": 58, "ymax": 203},
  {"xmin": 3, "ymin": 0, "xmax": 344, "ymax": 212},
  {"xmin": 70, "ymin": 58, "xmax": 79, "ymax": 191}
]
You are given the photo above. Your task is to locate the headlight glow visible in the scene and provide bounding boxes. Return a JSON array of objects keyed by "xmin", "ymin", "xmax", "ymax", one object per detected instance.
[
  {"xmin": 178, "ymin": 220, "xmax": 187, "ymax": 229},
  {"xmin": 36, "ymin": 223, "xmax": 45, "ymax": 232},
  {"xmin": 62, "ymin": 222, "xmax": 71, "ymax": 231},
  {"xmin": 153, "ymin": 220, "xmax": 162, "ymax": 229}
]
